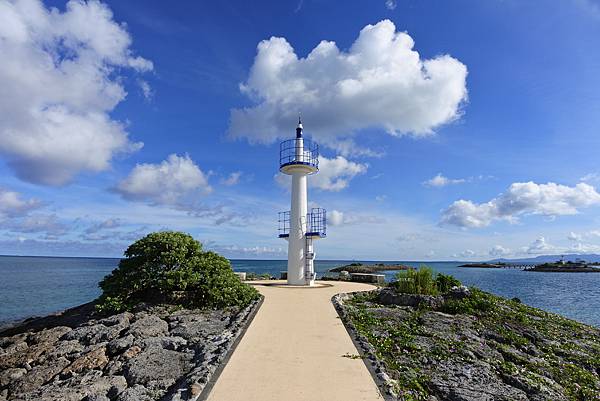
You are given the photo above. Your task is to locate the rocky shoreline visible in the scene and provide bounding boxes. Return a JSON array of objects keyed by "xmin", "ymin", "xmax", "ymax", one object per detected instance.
[
  {"xmin": 329, "ymin": 263, "xmax": 412, "ymax": 274},
  {"xmin": 335, "ymin": 288, "xmax": 600, "ymax": 400},
  {"xmin": 0, "ymin": 298, "xmax": 262, "ymax": 401}
]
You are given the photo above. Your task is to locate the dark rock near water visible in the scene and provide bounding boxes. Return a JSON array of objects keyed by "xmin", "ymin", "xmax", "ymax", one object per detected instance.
[
  {"xmin": 122, "ymin": 347, "xmax": 192, "ymax": 390},
  {"xmin": 0, "ymin": 299, "xmax": 261, "ymax": 401},
  {"xmin": 107, "ymin": 335, "xmax": 134, "ymax": 356},
  {"xmin": 127, "ymin": 315, "xmax": 168, "ymax": 339},
  {"xmin": 377, "ymin": 287, "xmax": 444, "ymax": 309}
]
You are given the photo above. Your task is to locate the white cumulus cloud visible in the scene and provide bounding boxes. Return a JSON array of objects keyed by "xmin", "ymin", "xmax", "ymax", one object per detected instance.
[
  {"xmin": 0, "ymin": 0, "xmax": 151, "ymax": 185},
  {"xmin": 0, "ymin": 188, "xmax": 42, "ymax": 218},
  {"xmin": 329, "ymin": 210, "xmax": 345, "ymax": 226},
  {"xmin": 453, "ymin": 249, "xmax": 476, "ymax": 259},
  {"xmin": 222, "ymin": 171, "xmax": 242, "ymax": 186},
  {"xmin": 311, "ymin": 156, "xmax": 367, "ymax": 191},
  {"xmin": 441, "ymin": 182, "xmax": 600, "ymax": 228},
  {"xmin": 423, "ymin": 173, "xmax": 466, "ymax": 188},
  {"xmin": 327, "ymin": 209, "xmax": 385, "ymax": 226},
  {"xmin": 115, "ymin": 154, "xmax": 212, "ymax": 205},
  {"xmin": 276, "ymin": 155, "xmax": 367, "ymax": 191},
  {"xmin": 489, "ymin": 245, "xmax": 510, "ymax": 258},
  {"xmin": 524, "ymin": 237, "xmax": 555, "ymax": 255},
  {"xmin": 229, "ymin": 20, "xmax": 468, "ymax": 154}
]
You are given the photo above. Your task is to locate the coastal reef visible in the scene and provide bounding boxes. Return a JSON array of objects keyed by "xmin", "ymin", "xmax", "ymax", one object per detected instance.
[
  {"xmin": 329, "ymin": 262, "xmax": 412, "ymax": 274},
  {"xmin": 335, "ymin": 273, "xmax": 600, "ymax": 400},
  {"xmin": 0, "ymin": 299, "xmax": 260, "ymax": 401}
]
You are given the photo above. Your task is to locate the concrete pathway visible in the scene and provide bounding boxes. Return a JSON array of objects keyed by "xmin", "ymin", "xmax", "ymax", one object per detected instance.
[{"xmin": 206, "ymin": 280, "xmax": 382, "ymax": 401}]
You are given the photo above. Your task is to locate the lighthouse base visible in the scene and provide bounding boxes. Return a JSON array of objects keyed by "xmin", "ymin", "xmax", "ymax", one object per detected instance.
[{"xmin": 287, "ymin": 277, "xmax": 316, "ymax": 286}]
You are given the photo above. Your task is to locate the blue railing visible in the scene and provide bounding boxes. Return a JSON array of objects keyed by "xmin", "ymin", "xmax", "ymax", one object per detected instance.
[
  {"xmin": 278, "ymin": 211, "xmax": 290, "ymax": 238},
  {"xmin": 278, "ymin": 208, "xmax": 327, "ymax": 238},
  {"xmin": 279, "ymin": 138, "xmax": 319, "ymax": 170},
  {"xmin": 307, "ymin": 208, "xmax": 327, "ymax": 237}
]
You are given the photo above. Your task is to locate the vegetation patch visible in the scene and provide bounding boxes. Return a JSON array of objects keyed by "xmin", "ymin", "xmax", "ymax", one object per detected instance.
[
  {"xmin": 342, "ymin": 267, "xmax": 600, "ymax": 401},
  {"xmin": 96, "ymin": 231, "xmax": 259, "ymax": 314}
]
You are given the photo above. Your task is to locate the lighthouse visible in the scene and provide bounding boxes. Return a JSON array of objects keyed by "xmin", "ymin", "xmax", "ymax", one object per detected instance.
[{"xmin": 278, "ymin": 119, "xmax": 326, "ymax": 286}]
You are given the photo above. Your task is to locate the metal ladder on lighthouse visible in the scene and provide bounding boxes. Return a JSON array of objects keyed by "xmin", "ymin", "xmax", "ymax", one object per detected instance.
[
  {"xmin": 305, "ymin": 235, "xmax": 315, "ymax": 280},
  {"xmin": 299, "ymin": 215, "xmax": 315, "ymax": 282}
]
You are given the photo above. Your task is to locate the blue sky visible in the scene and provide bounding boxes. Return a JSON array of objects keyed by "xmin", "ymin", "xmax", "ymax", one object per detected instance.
[{"xmin": 1, "ymin": 0, "xmax": 600, "ymax": 260}]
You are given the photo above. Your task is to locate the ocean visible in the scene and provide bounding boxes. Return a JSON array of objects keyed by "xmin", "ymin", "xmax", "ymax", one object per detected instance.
[{"xmin": 1, "ymin": 256, "xmax": 599, "ymax": 327}]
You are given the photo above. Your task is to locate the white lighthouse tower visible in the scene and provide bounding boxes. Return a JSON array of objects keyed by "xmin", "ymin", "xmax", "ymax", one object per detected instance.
[{"xmin": 278, "ymin": 119, "xmax": 326, "ymax": 286}]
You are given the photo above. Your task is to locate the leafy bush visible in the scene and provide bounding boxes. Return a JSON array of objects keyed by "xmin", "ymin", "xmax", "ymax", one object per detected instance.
[
  {"xmin": 96, "ymin": 231, "xmax": 259, "ymax": 314},
  {"xmin": 394, "ymin": 267, "xmax": 438, "ymax": 295},
  {"xmin": 246, "ymin": 272, "xmax": 274, "ymax": 280},
  {"xmin": 440, "ymin": 288, "xmax": 495, "ymax": 315},
  {"xmin": 394, "ymin": 268, "xmax": 463, "ymax": 296},
  {"xmin": 435, "ymin": 273, "xmax": 461, "ymax": 293}
]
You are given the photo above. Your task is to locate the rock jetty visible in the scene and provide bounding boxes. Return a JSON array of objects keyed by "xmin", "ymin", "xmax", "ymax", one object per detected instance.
[
  {"xmin": 329, "ymin": 263, "xmax": 411, "ymax": 274},
  {"xmin": 0, "ymin": 299, "xmax": 261, "ymax": 401}
]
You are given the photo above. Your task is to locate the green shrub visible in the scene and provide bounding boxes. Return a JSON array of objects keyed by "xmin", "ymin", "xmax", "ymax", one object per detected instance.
[
  {"xmin": 394, "ymin": 267, "xmax": 438, "ymax": 295},
  {"xmin": 246, "ymin": 272, "xmax": 274, "ymax": 280},
  {"xmin": 394, "ymin": 268, "xmax": 462, "ymax": 296},
  {"xmin": 96, "ymin": 231, "xmax": 259, "ymax": 314},
  {"xmin": 435, "ymin": 273, "xmax": 461, "ymax": 293},
  {"xmin": 440, "ymin": 288, "xmax": 495, "ymax": 315}
]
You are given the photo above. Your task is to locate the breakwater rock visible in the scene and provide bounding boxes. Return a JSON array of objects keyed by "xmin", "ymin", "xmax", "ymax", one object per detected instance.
[
  {"xmin": 329, "ymin": 263, "xmax": 412, "ymax": 274},
  {"xmin": 0, "ymin": 299, "xmax": 261, "ymax": 401},
  {"xmin": 334, "ymin": 288, "xmax": 600, "ymax": 400}
]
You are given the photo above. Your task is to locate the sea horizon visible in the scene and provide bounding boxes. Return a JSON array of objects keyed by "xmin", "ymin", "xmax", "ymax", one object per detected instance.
[{"xmin": 1, "ymin": 255, "xmax": 599, "ymax": 329}]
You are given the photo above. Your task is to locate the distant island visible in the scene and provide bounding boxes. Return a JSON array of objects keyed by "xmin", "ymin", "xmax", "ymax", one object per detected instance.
[
  {"xmin": 525, "ymin": 261, "xmax": 600, "ymax": 273},
  {"xmin": 460, "ymin": 258, "xmax": 600, "ymax": 272},
  {"xmin": 489, "ymin": 252, "xmax": 600, "ymax": 264},
  {"xmin": 329, "ymin": 262, "xmax": 412, "ymax": 274},
  {"xmin": 459, "ymin": 262, "xmax": 508, "ymax": 268}
]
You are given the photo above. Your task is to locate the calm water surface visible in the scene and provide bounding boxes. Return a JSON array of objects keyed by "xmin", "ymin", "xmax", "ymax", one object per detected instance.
[{"xmin": 1, "ymin": 256, "xmax": 599, "ymax": 327}]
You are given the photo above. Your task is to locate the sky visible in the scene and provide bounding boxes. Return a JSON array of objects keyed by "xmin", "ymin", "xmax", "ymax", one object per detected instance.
[{"xmin": 1, "ymin": 0, "xmax": 600, "ymax": 260}]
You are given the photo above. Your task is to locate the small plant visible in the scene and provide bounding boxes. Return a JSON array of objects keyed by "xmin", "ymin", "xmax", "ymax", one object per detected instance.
[
  {"xmin": 394, "ymin": 266, "xmax": 438, "ymax": 295},
  {"xmin": 341, "ymin": 353, "xmax": 363, "ymax": 359},
  {"xmin": 96, "ymin": 231, "xmax": 259, "ymax": 314},
  {"xmin": 435, "ymin": 273, "xmax": 461, "ymax": 293},
  {"xmin": 394, "ymin": 268, "xmax": 464, "ymax": 296},
  {"xmin": 440, "ymin": 288, "xmax": 495, "ymax": 315},
  {"xmin": 246, "ymin": 272, "xmax": 274, "ymax": 280}
]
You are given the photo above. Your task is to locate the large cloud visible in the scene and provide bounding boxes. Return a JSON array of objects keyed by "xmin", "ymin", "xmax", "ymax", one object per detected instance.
[
  {"xmin": 115, "ymin": 154, "xmax": 211, "ymax": 205},
  {"xmin": 114, "ymin": 155, "xmax": 254, "ymax": 225},
  {"xmin": 441, "ymin": 182, "xmax": 600, "ymax": 228},
  {"xmin": 0, "ymin": 0, "xmax": 151, "ymax": 185},
  {"xmin": 229, "ymin": 20, "xmax": 467, "ymax": 153}
]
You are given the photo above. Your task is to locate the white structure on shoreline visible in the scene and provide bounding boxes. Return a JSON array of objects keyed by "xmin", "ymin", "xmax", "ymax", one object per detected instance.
[{"xmin": 278, "ymin": 119, "xmax": 326, "ymax": 286}]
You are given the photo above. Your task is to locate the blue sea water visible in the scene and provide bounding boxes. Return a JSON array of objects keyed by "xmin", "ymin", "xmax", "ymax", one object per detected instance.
[{"xmin": 1, "ymin": 256, "xmax": 599, "ymax": 327}]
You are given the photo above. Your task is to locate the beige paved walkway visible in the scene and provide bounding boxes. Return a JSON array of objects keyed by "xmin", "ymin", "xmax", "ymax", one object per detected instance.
[{"xmin": 206, "ymin": 280, "xmax": 382, "ymax": 401}]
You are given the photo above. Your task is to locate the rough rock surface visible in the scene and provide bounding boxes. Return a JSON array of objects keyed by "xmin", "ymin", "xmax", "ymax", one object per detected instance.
[
  {"xmin": 334, "ymin": 289, "xmax": 600, "ymax": 401},
  {"xmin": 0, "ymin": 299, "xmax": 261, "ymax": 401}
]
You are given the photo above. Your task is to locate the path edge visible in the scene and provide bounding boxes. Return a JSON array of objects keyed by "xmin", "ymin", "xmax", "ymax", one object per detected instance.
[
  {"xmin": 197, "ymin": 294, "xmax": 265, "ymax": 401},
  {"xmin": 332, "ymin": 291, "xmax": 396, "ymax": 401}
]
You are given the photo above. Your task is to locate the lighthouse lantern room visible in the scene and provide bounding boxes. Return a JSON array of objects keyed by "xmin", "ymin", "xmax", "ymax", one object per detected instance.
[{"xmin": 278, "ymin": 119, "xmax": 326, "ymax": 286}]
